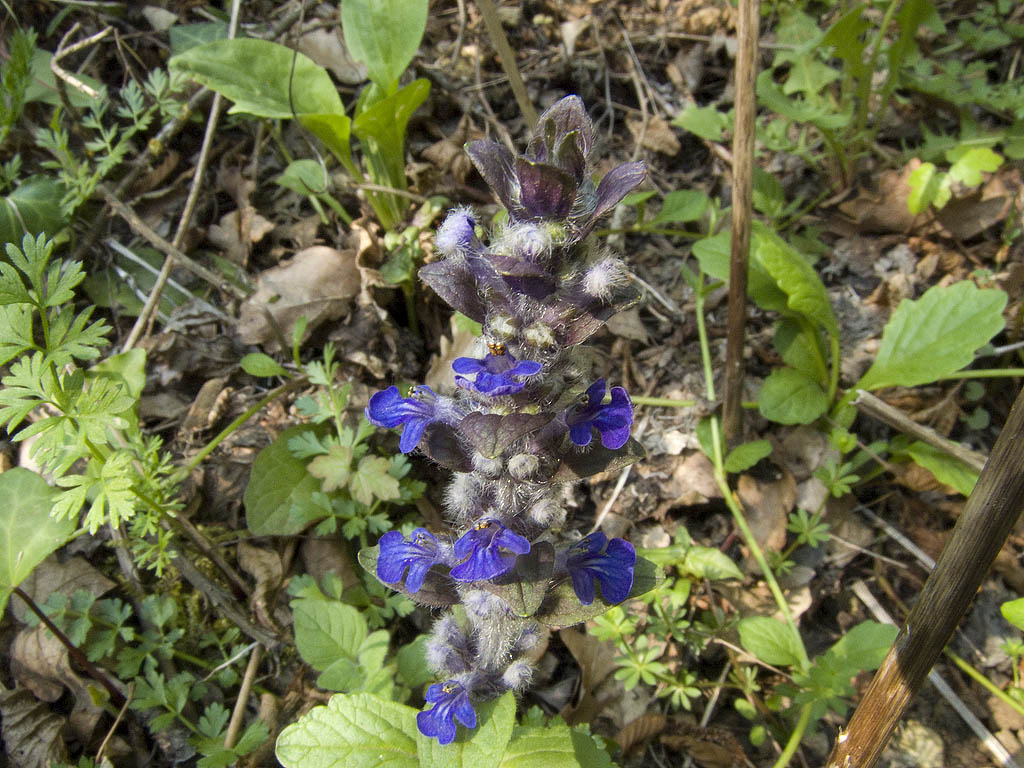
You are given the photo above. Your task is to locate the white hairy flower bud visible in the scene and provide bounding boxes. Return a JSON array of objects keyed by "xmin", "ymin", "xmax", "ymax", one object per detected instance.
[{"xmin": 507, "ymin": 453, "xmax": 539, "ymax": 480}]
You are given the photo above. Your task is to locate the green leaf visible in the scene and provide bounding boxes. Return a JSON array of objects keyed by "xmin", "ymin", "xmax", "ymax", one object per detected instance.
[
  {"xmin": 671, "ymin": 104, "xmax": 729, "ymax": 141},
  {"xmin": 773, "ymin": 317, "xmax": 827, "ymax": 383},
  {"xmin": 244, "ymin": 426, "xmax": 325, "ymax": 535},
  {"xmin": 292, "ymin": 597, "xmax": 377, "ymax": 691},
  {"xmin": 277, "ymin": 159, "xmax": 331, "ymax": 197},
  {"xmin": 276, "ymin": 692, "xmax": 419, "ymax": 768},
  {"xmin": 903, "ymin": 441, "xmax": 978, "ymax": 496},
  {"xmin": 240, "ymin": 352, "xmax": 289, "ymax": 378},
  {"xmin": 0, "ymin": 176, "xmax": 65, "ymax": 246},
  {"xmin": 349, "ymin": 455, "xmax": 401, "ymax": 506},
  {"xmin": 1002, "ymin": 597, "xmax": 1024, "ymax": 632},
  {"xmin": 298, "ymin": 113, "xmax": 356, "ymax": 177},
  {"xmin": 417, "ymin": 692, "xmax": 515, "ymax": 767},
  {"xmin": 692, "ymin": 230, "xmax": 789, "ymax": 314},
  {"xmin": 818, "ymin": 621, "xmax": 897, "ymax": 677},
  {"xmin": 168, "ymin": 22, "xmax": 229, "ymax": 56},
  {"xmin": 341, "ymin": 0, "xmax": 428, "ymax": 92},
  {"xmin": 946, "ymin": 146, "xmax": 1003, "ymax": 187},
  {"xmin": 738, "ymin": 616, "xmax": 804, "ymax": 668},
  {"xmin": 499, "ymin": 722, "xmax": 613, "ymax": 768},
  {"xmin": 649, "ymin": 189, "xmax": 709, "ymax": 226},
  {"xmin": 0, "ymin": 468, "xmax": 76, "ymax": 615},
  {"xmin": 679, "ymin": 545, "xmax": 744, "ymax": 582},
  {"xmin": 857, "ymin": 281, "xmax": 1007, "ymax": 391},
  {"xmin": 170, "ymin": 38, "xmax": 344, "ymax": 118},
  {"xmin": 754, "ymin": 224, "xmax": 838, "ymax": 338},
  {"xmin": 907, "ymin": 161, "xmax": 942, "ymax": 214},
  {"xmin": 307, "ymin": 444, "xmax": 354, "ymax": 493},
  {"xmin": 724, "ymin": 440, "xmax": 773, "ymax": 473},
  {"xmin": 758, "ymin": 367, "xmax": 829, "ymax": 425}
]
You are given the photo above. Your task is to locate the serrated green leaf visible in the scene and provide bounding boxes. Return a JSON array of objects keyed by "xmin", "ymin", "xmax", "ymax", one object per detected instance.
[
  {"xmin": 170, "ymin": 39, "xmax": 343, "ymax": 118},
  {"xmin": 0, "ymin": 468, "xmax": 76, "ymax": 616},
  {"xmin": 857, "ymin": 281, "xmax": 1007, "ymax": 391},
  {"xmin": 903, "ymin": 441, "xmax": 978, "ymax": 496},
  {"xmin": 417, "ymin": 692, "xmax": 515, "ymax": 767},
  {"xmin": 292, "ymin": 598, "xmax": 368, "ymax": 672},
  {"xmin": 758, "ymin": 367, "xmax": 829, "ymax": 425},
  {"xmin": 724, "ymin": 440, "xmax": 772, "ymax": 473},
  {"xmin": 738, "ymin": 616, "xmax": 804, "ymax": 668},
  {"xmin": 307, "ymin": 444, "xmax": 354, "ymax": 493},
  {"xmin": 240, "ymin": 352, "xmax": 288, "ymax": 378},
  {"xmin": 349, "ymin": 455, "xmax": 401, "ymax": 506},
  {"xmin": 946, "ymin": 146, "xmax": 1003, "ymax": 187},
  {"xmin": 499, "ymin": 722, "xmax": 612, "ymax": 768},
  {"xmin": 244, "ymin": 426, "xmax": 325, "ymax": 535},
  {"xmin": 341, "ymin": 0, "xmax": 428, "ymax": 92},
  {"xmin": 276, "ymin": 692, "xmax": 419, "ymax": 768}
]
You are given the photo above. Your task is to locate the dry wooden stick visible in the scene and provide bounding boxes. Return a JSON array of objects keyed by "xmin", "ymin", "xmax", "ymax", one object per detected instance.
[
  {"xmin": 827, "ymin": 384, "xmax": 1024, "ymax": 767},
  {"xmin": 722, "ymin": 0, "xmax": 760, "ymax": 446},
  {"xmin": 854, "ymin": 389, "xmax": 987, "ymax": 473}
]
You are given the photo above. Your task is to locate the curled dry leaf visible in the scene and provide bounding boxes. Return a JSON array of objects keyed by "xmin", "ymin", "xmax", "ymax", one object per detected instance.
[
  {"xmin": 616, "ymin": 712, "xmax": 668, "ymax": 757},
  {"xmin": 659, "ymin": 719, "xmax": 746, "ymax": 768},
  {"xmin": 238, "ymin": 246, "xmax": 361, "ymax": 349},
  {"xmin": 737, "ymin": 463, "xmax": 796, "ymax": 560},
  {"xmin": 238, "ymin": 541, "xmax": 286, "ymax": 632},
  {"xmin": 0, "ymin": 688, "xmax": 68, "ymax": 768}
]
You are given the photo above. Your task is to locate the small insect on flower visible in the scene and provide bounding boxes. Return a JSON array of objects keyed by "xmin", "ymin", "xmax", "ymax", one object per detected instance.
[
  {"xmin": 565, "ymin": 531, "xmax": 636, "ymax": 605},
  {"xmin": 450, "ymin": 519, "xmax": 531, "ymax": 581},
  {"xmin": 417, "ymin": 680, "xmax": 477, "ymax": 745}
]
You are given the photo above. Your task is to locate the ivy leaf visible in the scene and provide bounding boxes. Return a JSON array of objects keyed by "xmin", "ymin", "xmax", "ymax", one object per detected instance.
[
  {"xmin": 348, "ymin": 456, "xmax": 401, "ymax": 506},
  {"xmin": 857, "ymin": 281, "xmax": 1007, "ymax": 391},
  {"xmin": 0, "ymin": 468, "xmax": 76, "ymax": 616},
  {"xmin": 276, "ymin": 692, "xmax": 419, "ymax": 768},
  {"xmin": 307, "ymin": 444, "xmax": 354, "ymax": 493}
]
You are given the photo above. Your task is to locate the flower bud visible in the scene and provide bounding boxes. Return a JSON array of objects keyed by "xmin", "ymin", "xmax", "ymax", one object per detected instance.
[
  {"xmin": 507, "ymin": 453, "xmax": 539, "ymax": 480},
  {"xmin": 464, "ymin": 589, "xmax": 508, "ymax": 618},
  {"xmin": 472, "ymin": 454, "xmax": 503, "ymax": 477},
  {"xmin": 523, "ymin": 322, "xmax": 557, "ymax": 349},
  {"xmin": 435, "ymin": 207, "xmax": 478, "ymax": 256},
  {"xmin": 501, "ymin": 660, "xmax": 533, "ymax": 691},
  {"xmin": 528, "ymin": 497, "xmax": 565, "ymax": 527},
  {"xmin": 583, "ymin": 256, "xmax": 627, "ymax": 301}
]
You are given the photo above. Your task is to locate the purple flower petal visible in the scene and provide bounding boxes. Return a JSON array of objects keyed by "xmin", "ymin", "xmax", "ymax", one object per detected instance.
[
  {"xmin": 376, "ymin": 528, "xmax": 443, "ymax": 593},
  {"xmin": 516, "ymin": 158, "xmax": 576, "ymax": 220},
  {"xmin": 417, "ymin": 681, "xmax": 476, "ymax": 745},
  {"xmin": 566, "ymin": 532, "xmax": 636, "ymax": 605},
  {"xmin": 566, "ymin": 380, "xmax": 634, "ymax": 450},
  {"xmin": 365, "ymin": 385, "xmax": 458, "ymax": 454},
  {"xmin": 466, "ymin": 140, "xmax": 517, "ymax": 212},
  {"xmin": 590, "ymin": 162, "xmax": 647, "ymax": 224},
  {"xmin": 451, "ymin": 350, "xmax": 542, "ymax": 396},
  {"xmin": 450, "ymin": 519, "xmax": 531, "ymax": 581}
]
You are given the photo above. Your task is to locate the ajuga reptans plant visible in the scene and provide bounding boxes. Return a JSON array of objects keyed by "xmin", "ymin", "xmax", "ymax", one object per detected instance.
[{"xmin": 364, "ymin": 96, "xmax": 656, "ymax": 745}]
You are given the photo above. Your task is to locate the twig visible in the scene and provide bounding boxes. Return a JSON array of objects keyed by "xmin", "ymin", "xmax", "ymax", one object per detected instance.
[
  {"xmin": 853, "ymin": 390, "xmax": 987, "ymax": 474},
  {"xmin": 850, "ymin": 580, "xmax": 1020, "ymax": 768},
  {"xmin": 13, "ymin": 587, "xmax": 128, "ymax": 708},
  {"xmin": 475, "ymin": 0, "xmax": 537, "ymax": 129},
  {"xmin": 96, "ymin": 682, "xmax": 134, "ymax": 764},
  {"xmin": 224, "ymin": 644, "xmax": 263, "ymax": 749},
  {"xmin": 828, "ymin": 384, "xmax": 1024, "ymax": 767},
  {"xmin": 722, "ymin": 0, "xmax": 759, "ymax": 447},
  {"xmin": 51, "ymin": 24, "xmax": 112, "ymax": 99},
  {"xmin": 100, "ymin": 186, "xmax": 248, "ymax": 301}
]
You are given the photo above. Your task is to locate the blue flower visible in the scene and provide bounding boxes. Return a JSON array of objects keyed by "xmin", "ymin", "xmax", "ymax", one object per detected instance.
[
  {"xmin": 417, "ymin": 680, "xmax": 476, "ymax": 745},
  {"xmin": 450, "ymin": 519, "xmax": 531, "ymax": 581},
  {"xmin": 376, "ymin": 528, "xmax": 443, "ymax": 593},
  {"xmin": 435, "ymin": 207, "xmax": 481, "ymax": 256},
  {"xmin": 566, "ymin": 379, "xmax": 633, "ymax": 450},
  {"xmin": 365, "ymin": 385, "xmax": 445, "ymax": 453},
  {"xmin": 565, "ymin": 532, "xmax": 636, "ymax": 605},
  {"xmin": 453, "ymin": 343, "xmax": 543, "ymax": 396}
]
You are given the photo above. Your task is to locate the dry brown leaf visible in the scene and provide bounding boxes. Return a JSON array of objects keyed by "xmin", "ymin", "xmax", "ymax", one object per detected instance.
[
  {"xmin": 605, "ymin": 307, "xmax": 650, "ymax": 343},
  {"xmin": 660, "ymin": 719, "xmax": 746, "ymax": 768},
  {"xmin": 615, "ymin": 712, "xmax": 667, "ymax": 756},
  {"xmin": 237, "ymin": 246, "xmax": 361, "ymax": 349},
  {"xmin": 557, "ymin": 626, "xmax": 622, "ymax": 725},
  {"xmin": 300, "ymin": 536, "xmax": 362, "ymax": 595},
  {"xmin": 837, "ymin": 161, "xmax": 921, "ymax": 234},
  {"xmin": 0, "ymin": 688, "xmax": 68, "ymax": 768},
  {"xmin": 628, "ymin": 115, "xmax": 682, "ymax": 156},
  {"xmin": 238, "ymin": 541, "xmax": 285, "ymax": 632},
  {"xmin": 297, "ymin": 26, "xmax": 366, "ymax": 85},
  {"xmin": 737, "ymin": 464, "xmax": 797, "ymax": 558}
]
